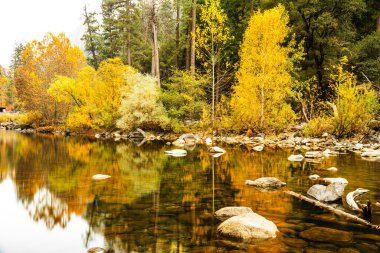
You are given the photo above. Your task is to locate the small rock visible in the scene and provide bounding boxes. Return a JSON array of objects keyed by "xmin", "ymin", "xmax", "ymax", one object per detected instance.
[
  {"xmin": 214, "ymin": 207, "xmax": 253, "ymax": 221},
  {"xmin": 305, "ymin": 151, "xmax": 322, "ymax": 158},
  {"xmin": 300, "ymin": 227, "xmax": 353, "ymax": 243},
  {"xmin": 309, "ymin": 174, "xmax": 320, "ymax": 180},
  {"xmin": 245, "ymin": 177, "xmax": 286, "ymax": 189},
  {"xmin": 95, "ymin": 133, "xmax": 101, "ymax": 139},
  {"xmin": 288, "ymin": 154, "xmax": 304, "ymax": 162},
  {"xmin": 322, "ymin": 177, "xmax": 348, "ymax": 184},
  {"xmin": 92, "ymin": 174, "xmax": 111, "ymax": 180},
  {"xmin": 253, "ymin": 145, "xmax": 264, "ymax": 152},
  {"xmin": 205, "ymin": 137, "xmax": 213, "ymax": 145},
  {"xmin": 354, "ymin": 233, "xmax": 380, "ymax": 242},
  {"xmin": 208, "ymin": 146, "xmax": 226, "ymax": 154},
  {"xmin": 164, "ymin": 149, "xmax": 187, "ymax": 157},
  {"xmin": 353, "ymin": 143, "xmax": 363, "ymax": 150},
  {"xmin": 217, "ymin": 213, "xmax": 278, "ymax": 242},
  {"xmin": 361, "ymin": 149, "xmax": 380, "ymax": 157},
  {"xmin": 338, "ymin": 248, "xmax": 360, "ymax": 253},
  {"xmin": 322, "ymin": 132, "xmax": 329, "ymax": 138},
  {"xmin": 326, "ymin": 167, "xmax": 338, "ymax": 172},
  {"xmin": 283, "ymin": 237, "xmax": 308, "ymax": 248}
]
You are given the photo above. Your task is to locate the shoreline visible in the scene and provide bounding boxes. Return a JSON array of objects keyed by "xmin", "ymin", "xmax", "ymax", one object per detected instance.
[{"xmin": 1, "ymin": 121, "xmax": 380, "ymax": 161}]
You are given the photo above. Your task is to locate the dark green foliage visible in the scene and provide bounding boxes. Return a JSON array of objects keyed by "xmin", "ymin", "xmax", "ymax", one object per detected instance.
[
  {"xmin": 161, "ymin": 70, "xmax": 208, "ymax": 127},
  {"xmin": 351, "ymin": 32, "xmax": 380, "ymax": 87}
]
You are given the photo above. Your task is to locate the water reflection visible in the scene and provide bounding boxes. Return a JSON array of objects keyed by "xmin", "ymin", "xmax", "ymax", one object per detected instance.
[{"xmin": 0, "ymin": 131, "xmax": 379, "ymax": 252}]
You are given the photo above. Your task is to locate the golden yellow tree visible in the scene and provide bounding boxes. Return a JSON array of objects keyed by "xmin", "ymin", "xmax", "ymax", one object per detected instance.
[
  {"xmin": 15, "ymin": 33, "xmax": 86, "ymax": 124},
  {"xmin": 231, "ymin": 5, "xmax": 296, "ymax": 132},
  {"xmin": 49, "ymin": 58, "xmax": 137, "ymax": 129}
]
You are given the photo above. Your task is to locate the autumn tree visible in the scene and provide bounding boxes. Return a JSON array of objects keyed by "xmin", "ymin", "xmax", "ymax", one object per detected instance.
[
  {"xmin": 231, "ymin": 5, "xmax": 296, "ymax": 132},
  {"xmin": 196, "ymin": 0, "xmax": 232, "ymax": 126},
  {"xmin": 15, "ymin": 33, "xmax": 86, "ymax": 124},
  {"xmin": 49, "ymin": 58, "xmax": 136, "ymax": 130}
]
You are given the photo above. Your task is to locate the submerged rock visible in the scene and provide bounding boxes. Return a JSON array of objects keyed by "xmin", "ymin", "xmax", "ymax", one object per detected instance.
[
  {"xmin": 217, "ymin": 213, "xmax": 278, "ymax": 242},
  {"xmin": 253, "ymin": 145, "xmax": 264, "ymax": 152},
  {"xmin": 307, "ymin": 182, "xmax": 346, "ymax": 202},
  {"xmin": 209, "ymin": 146, "xmax": 226, "ymax": 154},
  {"xmin": 92, "ymin": 174, "xmax": 112, "ymax": 180},
  {"xmin": 245, "ymin": 177, "xmax": 286, "ymax": 190},
  {"xmin": 300, "ymin": 227, "xmax": 353, "ymax": 243},
  {"xmin": 215, "ymin": 206, "xmax": 253, "ymax": 221},
  {"xmin": 305, "ymin": 151, "xmax": 322, "ymax": 158},
  {"xmin": 205, "ymin": 137, "xmax": 213, "ymax": 145},
  {"xmin": 288, "ymin": 154, "xmax": 304, "ymax": 162},
  {"xmin": 164, "ymin": 149, "xmax": 187, "ymax": 157},
  {"xmin": 326, "ymin": 167, "xmax": 338, "ymax": 172},
  {"xmin": 309, "ymin": 174, "xmax": 320, "ymax": 180},
  {"xmin": 361, "ymin": 149, "xmax": 380, "ymax": 157},
  {"xmin": 322, "ymin": 178, "xmax": 348, "ymax": 184}
]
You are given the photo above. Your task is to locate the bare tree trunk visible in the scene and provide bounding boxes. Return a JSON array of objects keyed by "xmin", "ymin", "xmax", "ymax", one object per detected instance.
[
  {"xmin": 285, "ymin": 191, "xmax": 380, "ymax": 231},
  {"xmin": 127, "ymin": 0, "xmax": 131, "ymax": 66},
  {"xmin": 190, "ymin": 0, "xmax": 197, "ymax": 76},
  {"xmin": 175, "ymin": 0, "xmax": 180, "ymax": 68},
  {"xmin": 150, "ymin": 0, "xmax": 160, "ymax": 87},
  {"xmin": 377, "ymin": 16, "xmax": 380, "ymax": 32},
  {"xmin": 211, "ymin": 33, "xmax": 215, "ymax": 128}
]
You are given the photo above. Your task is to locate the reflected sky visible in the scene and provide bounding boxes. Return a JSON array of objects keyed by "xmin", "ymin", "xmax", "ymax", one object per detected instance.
[{"xmin": 0, "ymin": 179, "xmax": 104, "ymax": 253}]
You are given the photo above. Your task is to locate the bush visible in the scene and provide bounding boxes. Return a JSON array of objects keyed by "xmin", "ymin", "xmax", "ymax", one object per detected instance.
[
  {"xmin": 303, "ymin": 116, "xmax": 334, "ymax": 137},
  {"xmin": 117, "ymin": 73, "xmax": 169, "ymax": 132},
  {"xmin": 330, "ymin": 58, "xmax": 378, "ymax": 137},
  {"xmin": 161, "ymin": 70, "xmax": 208, "ymax": 130}
]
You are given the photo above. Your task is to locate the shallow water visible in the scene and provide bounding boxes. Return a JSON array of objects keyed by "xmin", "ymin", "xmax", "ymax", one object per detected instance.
[{"xmin": 0, "ymin": 131, "xmax": 379, "ymax": 253}]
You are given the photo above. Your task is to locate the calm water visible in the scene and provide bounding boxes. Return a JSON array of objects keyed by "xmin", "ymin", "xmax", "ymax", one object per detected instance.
[{"xmin": 0, "ymin": 131, "xmax": 379, "ymax": 253}]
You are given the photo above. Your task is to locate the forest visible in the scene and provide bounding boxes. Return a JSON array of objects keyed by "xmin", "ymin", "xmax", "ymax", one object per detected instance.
[{"xmin": 0, "ymin": 0, "xmax": 379, "ymax": 137}]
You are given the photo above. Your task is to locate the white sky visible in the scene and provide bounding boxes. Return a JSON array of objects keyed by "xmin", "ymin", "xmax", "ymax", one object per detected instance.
[{"xmin": 0, "ymin": 0, "xmax": 102, "ymax": 68}]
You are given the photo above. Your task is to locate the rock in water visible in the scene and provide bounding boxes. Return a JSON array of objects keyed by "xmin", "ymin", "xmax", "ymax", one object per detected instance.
[
  {"xmin": 309, "ymin": 174, "xmax": 320, "ymax": 180},
  {"xmin": 92, "ymin": 174, "xmax": 111, "ymax": 180},
  {"xmin": 205, "ymin": 137, "xmax": 213, "ymax": 145},
  {"xmin": 322, "ymin": 177, "xmax": 348, "ymax": 184},
  {"xmin": 164, "ymin": 149, "xmax": 187, "ymax": 157},
  {"xmin": 253, "ymin": 145, "xmax": 264, "ymax": 152},
  {"xmin": 288, "ymin": 154, "xmax": 304, "ymax": 162},
  {"xmin": 326, "ymin": 167, "xmax": 338, "ymax": 172},
  {"xmin": 307, "ymin": 182, "xmax": 346, "ymax": 202},
  {"xmin": 300, "ymin": 227, "xmax": 353, "ymax": 243},
  {"xmin": 215, "ymin": 206, "xmax": 253, "ymax": 221},
  {"xmin": 305, "ymin": 151, "xmax": 322, "ymax": 158},
  {"xmin": 346, "ymin": 188, "xmax": 369, "ymax": 211},
  {"xmin": 208, "ymin": 146, "xmax": 226, "ymax": 154},
  {"xmin": 361, "ymin": 150, "xmax": 380, "ymax": 157},
  {"xmin": 217, "ymin": 213, "xmax": 278, "ymax": 242},
  {"xmin": 245, "ymin": 177, "xmax": 286, "ymax": 189}
]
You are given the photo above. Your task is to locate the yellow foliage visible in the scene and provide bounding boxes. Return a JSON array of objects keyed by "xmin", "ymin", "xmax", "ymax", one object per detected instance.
[
  {"xmin": 49, "ymin": 58, "xmax": 137, "ymax": 130},
  {"xmin": 329, "ymin": 58, "xmax": 378, "ymax": 137},
  {"xmin": 15, "ymin": 33, "xmax": 86, "ymax": 124},
  {"xmin": 230, "ymin": 5, "xmax": 296, "ymax": 132},
  {"xmin": 303, "ymin": 116, "xmax": 334, "ymax": 137}
]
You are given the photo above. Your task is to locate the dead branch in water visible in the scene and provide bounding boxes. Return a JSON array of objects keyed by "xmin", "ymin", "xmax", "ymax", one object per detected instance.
[{"xmin": 284, "ymin": 190, "xmax": 380, "ymax": 231}]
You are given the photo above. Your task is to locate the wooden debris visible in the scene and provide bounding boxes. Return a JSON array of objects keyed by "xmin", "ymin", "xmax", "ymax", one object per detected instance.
[{"xmin": 284, "ymin": 190, "xmax": 380, "ymax": 231}]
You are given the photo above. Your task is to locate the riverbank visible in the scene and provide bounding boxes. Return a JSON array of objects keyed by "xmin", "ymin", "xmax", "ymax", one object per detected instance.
[{"xmin": 2, "ymin": 120, "xmax": 380, "ymax": 161}]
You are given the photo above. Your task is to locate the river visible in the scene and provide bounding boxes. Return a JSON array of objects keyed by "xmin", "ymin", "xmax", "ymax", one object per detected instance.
[{"xmin": 0, "ymin": 131, "xmax": 379, "ymax": 252}]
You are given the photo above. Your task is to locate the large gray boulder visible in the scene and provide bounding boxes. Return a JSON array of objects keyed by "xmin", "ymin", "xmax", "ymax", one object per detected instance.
[
  {"xmin": 307, "ymin": 182, "xmax": 346, "ymax": 202},
  {"xmin": 245, "ymin": 177, "xmax": 286, "ymax": 190},
  {"xmin": 217, "ymin": 213, "xmax": 278, "ymax": 242},
  {"xmin": 215, "ymin": 207, "xmax": 253, "ymax": 221}
]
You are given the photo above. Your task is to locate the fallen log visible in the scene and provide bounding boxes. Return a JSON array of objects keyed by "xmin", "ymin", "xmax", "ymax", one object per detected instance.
[{"xmin": 285, "ymin": 190, "xmax": 380, "ymax": 231}]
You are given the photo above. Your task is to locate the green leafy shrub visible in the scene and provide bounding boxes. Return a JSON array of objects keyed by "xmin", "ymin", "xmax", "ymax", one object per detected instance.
[
  {"xmin": 117, "ymin": 73, "xmax": 169, "ymax": 132},
  {"xmin": 161, "ymin": 70, "xmax": 208, "ymax": 130}
]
